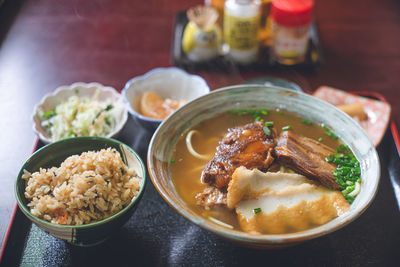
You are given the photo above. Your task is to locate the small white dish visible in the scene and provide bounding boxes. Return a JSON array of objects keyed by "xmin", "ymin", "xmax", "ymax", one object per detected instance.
[
  {"xmin": 122, "ymin": 67, "xmax": 210, "ymax": 131},
  {"xmin": 32, "ymin": 82, "xmax": 128, "ymax": 144}
]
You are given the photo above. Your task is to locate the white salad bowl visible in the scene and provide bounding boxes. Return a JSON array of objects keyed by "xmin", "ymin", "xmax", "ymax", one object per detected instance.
[
  {"xmin": 147, "ymin": 84, "xmax": 380, "ymax": 249},
  {"xmin": 32, "ymin": 82, "xmax": 128, "ymax": 144},
  {"xmin": 122, "ymin": 67, "xmax": 210, "ymax": 131}
]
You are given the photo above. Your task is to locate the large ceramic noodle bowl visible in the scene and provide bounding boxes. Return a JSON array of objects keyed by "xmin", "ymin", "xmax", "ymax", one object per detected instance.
[{"xmin": 147, "ymin": 85, "xmax": 380, "ymax": 248}]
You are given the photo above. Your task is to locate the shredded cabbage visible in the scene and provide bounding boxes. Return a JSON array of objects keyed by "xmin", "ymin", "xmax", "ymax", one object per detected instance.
[{"xmin": 39, "ymin": 91, "xmax": 124, "ymax": 141}]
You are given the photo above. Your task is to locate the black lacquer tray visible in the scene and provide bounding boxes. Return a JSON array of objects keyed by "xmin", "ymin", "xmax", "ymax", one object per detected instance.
[
  {"xmin": 1, "ymin": 93, "xmax": 399, "ymax": 267},
  {"xmin": 172, "ymin": 11, "xmax": 323, "ymax": 71}
]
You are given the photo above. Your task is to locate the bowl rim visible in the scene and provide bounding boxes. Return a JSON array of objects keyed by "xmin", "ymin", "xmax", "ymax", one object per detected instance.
[
  {"xmin": 121, "ymin": 67, "xmax": 210, "ymax": 123},
  {"xmin": 15, "ymin": 136, "xmax": 146, "ymax": 229},
  {"xmin": 147, "ymin": 84, "xmax": 381, "ymax": 244},
  {"xmin": 32, "ymin": 82, "xmax": 129, "ymax": 144}
]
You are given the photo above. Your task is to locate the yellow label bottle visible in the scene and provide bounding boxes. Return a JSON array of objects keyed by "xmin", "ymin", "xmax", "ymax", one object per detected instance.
[{"xmin": 224, "ymin": 0, "xmax": 261, "ymax": 64}]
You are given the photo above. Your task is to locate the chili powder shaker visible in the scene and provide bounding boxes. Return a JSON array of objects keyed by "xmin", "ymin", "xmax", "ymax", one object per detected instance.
[
  {"xmin": 271, "ymin": 0, "xmax": 314, "ymax": 65},
  {"xmin": 224, "ymin": 0, "xmax": 261, "ymax": 64}
]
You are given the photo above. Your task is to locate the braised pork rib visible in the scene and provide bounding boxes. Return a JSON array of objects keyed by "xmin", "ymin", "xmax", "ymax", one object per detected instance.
[
  {"xmin": 201, "ymin": 121, "xmax": 276, "ymax": 189},
  {"xmin": 274, "ymin": 130, "xmax": 340, "ymax": 190}
]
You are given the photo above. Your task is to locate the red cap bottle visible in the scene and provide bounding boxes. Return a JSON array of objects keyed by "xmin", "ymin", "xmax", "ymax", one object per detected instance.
[
  {"xmin": 271, "ymin": 0, "xmax": 314, "ymax": 27},
  {"xmin": 271, "ymin": 0, "xmax": 314, "ymax": 65}
]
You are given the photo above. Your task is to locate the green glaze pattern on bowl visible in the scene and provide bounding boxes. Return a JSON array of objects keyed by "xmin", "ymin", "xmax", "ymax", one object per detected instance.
[
  {"xmin": 148, "ymin": 85, "xmax": 380, "ymax": 248},
  {"xmin": 15, "ymin": 136, "xmax": 146, "ymax": 246}
]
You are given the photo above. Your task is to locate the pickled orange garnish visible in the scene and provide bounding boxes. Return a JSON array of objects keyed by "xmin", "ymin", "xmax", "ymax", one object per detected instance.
[{"xmin": 139, "ymin": 92, "xmax": 183, "ymax": 119}]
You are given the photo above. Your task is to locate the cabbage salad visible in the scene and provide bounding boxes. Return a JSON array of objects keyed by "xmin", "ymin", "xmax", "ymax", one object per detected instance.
[{"xmin": 39, "ymin": 90, "xmax": 124, "ymax": 141}]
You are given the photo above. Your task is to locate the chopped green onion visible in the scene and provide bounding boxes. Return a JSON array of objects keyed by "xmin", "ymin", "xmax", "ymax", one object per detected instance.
[
  {"xmin": 336, "ymin": 145, "xmax": 350, "ymax": 153},
  {"xmin": 321, "ymin": 124, "xmax": 339, "ymax": 140},
  {"xmin": 325, "ymin": 131, "xmax": 339, "ymax": 140},
  {"xmin": 93, "ymin": 111, "xmax": 103, "ymax": 124},
  {"xmin": 321, "ymin": 124, "xmax": 330, "ymax": 131},
  {"xmin": 228, "ymin": 109, "xmax": 269, "ymax": 122},
  {"xmin": 345, "ymin": 195, "xmax": 355, "ymax": 203},
  {"xmin": 302, "ymin": 119, "xmax": 313, "ymax": 125},
  {"xmin": 253, "ymin": 208, "xmax": 262, "ymax": 214},
  {"xmin": 318, "ymin": 137, "xmax": 323, "ymax": 142},
  {"xmin": 327, "ymin": 144, "xmax": 361, "ymax": 203},
  {"xmin": 282, "ymin": 125, "xmax": 291, "ymax": 131},
  {"xmin": 265, "ymin": 121, "xmax": 274, "ymax": 127},
  {"xmin": 43, "ymin": 110, "xmax": 57, "ymax": 119},
  {"xmin": 104, "ymin": 116, "xmax": 111, "ymax": 126},
  {"xmin": 170, "ymin": 159, "xmax": 176, "ymax": 163},
  {"xmin": 74, "ymin": 89, "xmax": 79, "ymax": 95},
  {"xmin": 93, "ymin": 105, "xmax": 113, "ymax": 125},
  {"xmin": 263, "ymin": 126, "xmax": 271, "ymax": 136}
]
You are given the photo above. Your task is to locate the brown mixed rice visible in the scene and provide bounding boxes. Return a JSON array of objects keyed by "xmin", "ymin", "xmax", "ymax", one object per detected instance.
[{"xmin": 23, "ymin": 148, "xmax": 142, "ymax": 225}]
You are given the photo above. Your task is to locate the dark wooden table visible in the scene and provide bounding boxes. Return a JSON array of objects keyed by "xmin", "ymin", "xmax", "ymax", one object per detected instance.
[{"xmin": 1, "ymin": 0, "xmax": 399, "ymax": 264}]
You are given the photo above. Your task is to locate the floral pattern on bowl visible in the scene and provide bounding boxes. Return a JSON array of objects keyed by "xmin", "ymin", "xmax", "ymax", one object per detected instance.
[{"xmin": 313, "ymin": 86, "xmax": 391, "ymax": 146}]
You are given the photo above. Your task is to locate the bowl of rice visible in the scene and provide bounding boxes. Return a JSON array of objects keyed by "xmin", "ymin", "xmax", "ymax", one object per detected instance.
[
  {"xmin": 15, "ymin": 136, "xmax": 146, "ymax": 246},
  {"xmin": 33, "ymin": 82, "xmax": 128, "ymax": 143}
]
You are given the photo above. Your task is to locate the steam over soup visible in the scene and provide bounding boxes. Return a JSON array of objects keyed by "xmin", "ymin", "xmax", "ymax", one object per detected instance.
[{"xmin": 169, "ymin": 110, "xmax": 360, "ymax": 234}]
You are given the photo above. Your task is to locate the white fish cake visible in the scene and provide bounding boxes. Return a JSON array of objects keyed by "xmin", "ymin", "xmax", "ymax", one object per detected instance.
[{"xmin": 227, "ymin": 167, "xmax": 350, "ymax": 234}]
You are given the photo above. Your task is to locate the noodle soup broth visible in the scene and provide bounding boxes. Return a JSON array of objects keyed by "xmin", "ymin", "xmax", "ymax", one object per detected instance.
[{"xmin": 169, "ymin": 110, "xmax": 342, "ymax": 233}]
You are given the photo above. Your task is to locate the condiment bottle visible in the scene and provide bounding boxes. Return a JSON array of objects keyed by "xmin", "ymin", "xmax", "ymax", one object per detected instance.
[
  {"xmin": 223, "ymin": 0, "xmax": 261, "ymax": 64},
  {"xmin": 182, "ymin": 5, "xmax": 222, "ymax": 62},
  {"xmin": 258, "ymin": 0, "xmax": 273, "ymax": 47},
  {"xmin": 271, "ymin": 0, "xmax": 314, "ymax": 65}
]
